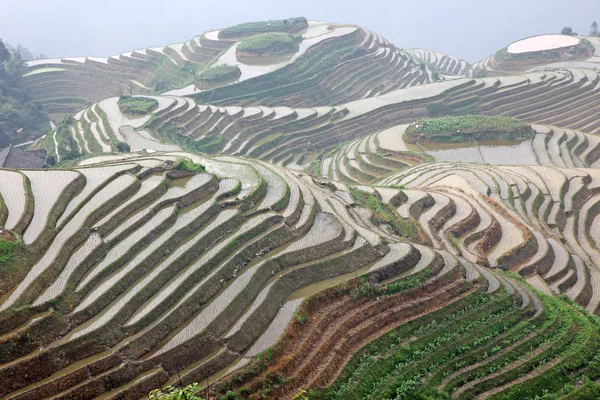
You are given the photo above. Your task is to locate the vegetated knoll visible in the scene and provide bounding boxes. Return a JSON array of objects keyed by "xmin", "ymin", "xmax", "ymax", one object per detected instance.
[
  {"xmin": 236, "ymin": 33, "xmax": 302, "ymax": 57},
  {"xmin": 218, "ymin": 17, "xmax": 308, "ymax": 39},
  {"xmin": 196, "ymin": 64, "xmax": 241, "ymax": 88},
  {"xmin": 118, "ymin": 95, "xmax": 159, "ymax": 115},
  {"xmin": 405, "ymin": 115, "xmax": 534, "ymax": 144}
]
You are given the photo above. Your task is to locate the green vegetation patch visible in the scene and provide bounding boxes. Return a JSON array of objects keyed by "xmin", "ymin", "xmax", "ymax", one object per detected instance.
[
  {"xmin": 237, "ymin": 33, "xmax": 302, "ymax": 56},
  {"xmin": 219, "ymin": 17, "xmax": 308, "ymax": 38},
  {"xmin": 118, "ymin": 95, "xmax": 159, "ymax": 115},
  {"xmin": 405, "ymin": 115, "xmax": 534, "ymax": 144},
  {"xmin": 174, "ymin": 158, "xmax": 205, "ymax": 173},
  {"xmin": 197, "ymin": 64, "xmax": 241, "ymax": 83},
  {"xmin": 114, "ymin": 141, "xmax": 131, "ymax": 153},
  {"xmin": 350, "ymin": 186, "xmax": 420, "ymax": 241},
  {"xmin": 0, "ymin": 239, "xmax": 16, "ymax": 264},
  {"xmin": 0, "ymin": 39, "xmax": 49, "ymax": 145}
]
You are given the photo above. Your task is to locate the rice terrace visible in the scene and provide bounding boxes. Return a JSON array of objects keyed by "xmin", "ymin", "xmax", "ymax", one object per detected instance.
[{"xmin": 4, "ymin": 9, "xmax": 600, "ymax": 400}]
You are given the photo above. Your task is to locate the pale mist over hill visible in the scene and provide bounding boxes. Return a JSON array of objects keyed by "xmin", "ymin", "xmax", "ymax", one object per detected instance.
[{"xmin": 1, "ymin": 0, "xmax": 599, "ymax": 62}]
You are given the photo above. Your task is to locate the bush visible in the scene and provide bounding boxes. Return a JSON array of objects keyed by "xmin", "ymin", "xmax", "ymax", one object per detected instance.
[
  {"xmin": 174, "ymin": 158, "xmax": 205, "ymax": 173},
  {"xmin": 114, "ymin": 141, "xmax": 131, "ymax": 152},
  {"xmin": 237, "ymin": 33, "xmax": 302, "ymax": 56},
  {"xmin": 118, "ymin": 95, "xmax": 159, "ymax": 115},
  {"xmin": 219, "ymin": 17, "xmax": 308, "ymax": 38}
]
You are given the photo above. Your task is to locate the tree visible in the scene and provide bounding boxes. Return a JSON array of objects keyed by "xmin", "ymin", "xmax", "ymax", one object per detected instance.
[
  {"xmin": 0, "ymin": 39, "xmax": 10, "ymax": 64},
  {"xmin": 115, "ymin": 141, "xmax": 131, "ymax": 153},
  {"xmin": 15, "ymin": 43, "xmax": 34, "ymax": 61},
  {"xmin": 0, "ymin": 130, "xmax": 10, "ymax": 148},
  {"xmin": 561, "ymin": 27, "xmax": 574, "ymax": 35},
  {"xmin": 591, "ymin": 21, "xmax": 599, "ymax": 36}
]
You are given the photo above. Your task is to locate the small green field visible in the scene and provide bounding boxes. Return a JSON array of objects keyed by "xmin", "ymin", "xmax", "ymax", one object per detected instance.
[
  {"xmin": 197, "ymin": 64, "xmax": 241, "ymax": 84},
  {"xmin": 174, "ymin": 158, "xmax": 205, "ymax": 173},
  {"xmin": 237, "ymin": 33, "xmax": 302, "ymax": 56},
  {"xmin": 219, "ymin": 17, "xmax": 308, "ymax": 38},
  {"xmin": 117, "ymin": 95, "xmax": 159, "ymax": 115},
  {"xmin": 405, "ymin": 115, "xmax": 534, "ymax": 144}
]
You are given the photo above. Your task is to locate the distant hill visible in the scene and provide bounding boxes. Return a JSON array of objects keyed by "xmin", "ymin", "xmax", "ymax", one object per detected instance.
[{"xmin": 20, "ymin": 19, "xmax": 437, "ymax": 114}]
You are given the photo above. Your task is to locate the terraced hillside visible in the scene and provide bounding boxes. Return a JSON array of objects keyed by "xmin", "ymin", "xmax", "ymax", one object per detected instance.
[
  {"xmin": 0, "ymin": 152, "xmax": 516, "ymax": 398},
  {"xmin": 6, "ymin": 17, "xmax": 600, "ymax": 400},
  {"xmin": 408, "ymin": 48, "xmax": 470, "ymax": 77},
  {"xmin": 322, "ymin": 123, "xmax": 600, "ymax": 184},
  {"xmin": 22, "ymin": 20, "xmax": 437, "ymax": 114},
  {"xmin": 55, "ymin": 67, "xmax": 600, "ymax": 168}
]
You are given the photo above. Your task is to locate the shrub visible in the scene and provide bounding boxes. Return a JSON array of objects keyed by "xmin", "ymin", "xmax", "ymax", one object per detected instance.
[
  {"xmin": 118, "ymin": 95, "xmax": 159, "ymax": 115},
  {"xmin": 114, "ymin": 141, "xmax": 131, "ymax": 152}
]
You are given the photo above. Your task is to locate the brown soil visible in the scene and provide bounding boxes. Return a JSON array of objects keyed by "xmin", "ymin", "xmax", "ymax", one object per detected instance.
[{"xmin": 215, "ymin": 271, "xmax": 478, "ymax": 399}]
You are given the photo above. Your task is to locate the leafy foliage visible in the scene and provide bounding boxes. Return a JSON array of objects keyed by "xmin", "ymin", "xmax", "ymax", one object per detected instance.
[
  {"xmin": 237, "ymin": 33, "xmax": 301, "ymax": 56},
  {"xmin": 0, "ymin": 39, "xmax": 48, "ymax": 144},
  {"xmin": 114, "ymin": 141, "xmax": 131, "ymax": 152},
  {"xmin": 219, "ymin": 17, "xmax": 308, "ymax": 38},
  {"xmin": 52, "ymin": 114, "xmax": 81, "ymax": 162},
  {"xmin": 118, "ymin": 95, "xmax": 159, "ymax": 115}
]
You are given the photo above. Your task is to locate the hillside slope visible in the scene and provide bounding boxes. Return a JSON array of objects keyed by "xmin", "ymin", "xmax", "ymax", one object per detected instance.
[{"xmin": 21, "ymin": 20, "xmax": 437, "ymax": 115}]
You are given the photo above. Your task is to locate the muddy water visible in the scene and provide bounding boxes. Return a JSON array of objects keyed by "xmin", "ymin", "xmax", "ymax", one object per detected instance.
[
  {"xmin": 420, "ymin": 139, "xmax": 538, "ymax": 166},
  {"xmin": 237, "ymin": 54, "xmax": 295, "ymax": 66},
  {"xmin": 189, "ymin": 252, "xmax": 381, "ymax": 389}
]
